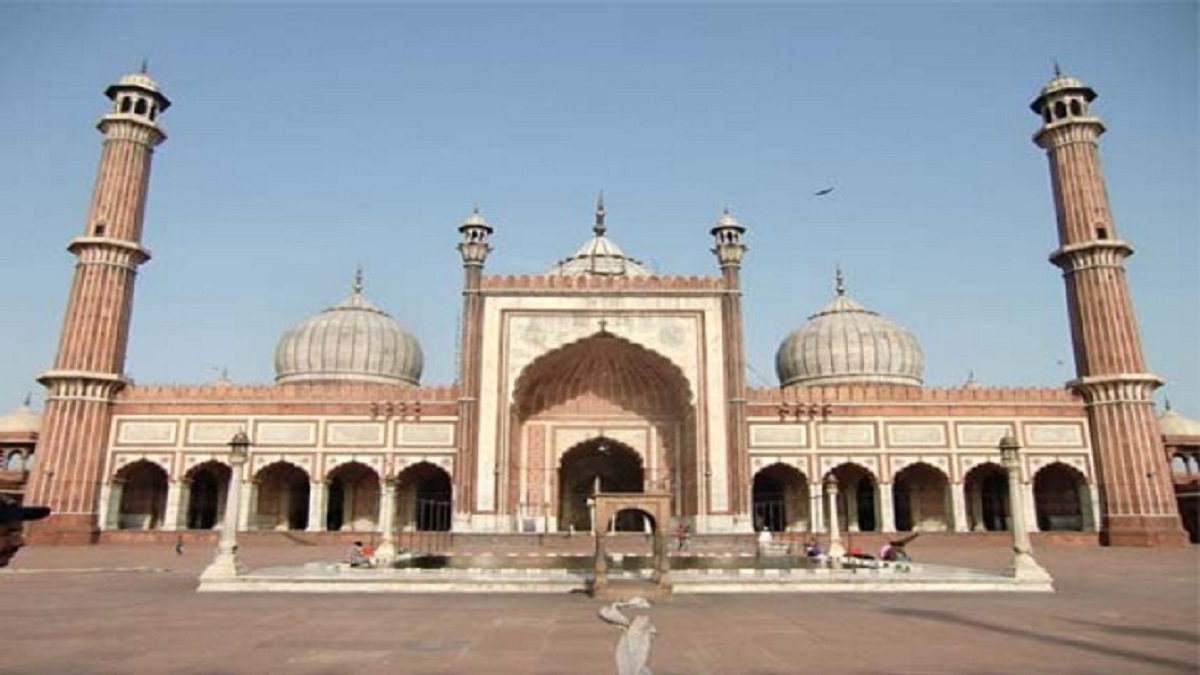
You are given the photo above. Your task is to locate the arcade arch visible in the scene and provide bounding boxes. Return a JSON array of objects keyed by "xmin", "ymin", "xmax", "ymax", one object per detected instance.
[
  {"xmin": 254, "ymin": 462, "xmax": 310, "ymax": 530},
  {"xmin": 325, "ymin": 462, "xmax": 380, "ymax": 532},
  {"xmin": 114, "ymin": 460, "xmax": 168, "ymax": 530},
  {"xmin": 963, "ymin": 463, "xmax": 1009, "ymax": 532},
  {"xmin": 752, "ymin": 463, "xmax": 810, "ymax": 532},
  {"xmin": 396, "ymin": 462, "xmax": 451, "ymax": 532},
  {"xmin": 827, "ymin": 463, "xmax": 878, "ymax": 532},
  {"xmin": 185, "ymin": 461, "xmax": 230, "ymax": 530},
  {"xmin": 892, "ymin": 463, "xmax": 951, "ymax": 532},
  {"xmin": 1033, "ymin": 462, "xmax": 1092, "ymax": 531}
]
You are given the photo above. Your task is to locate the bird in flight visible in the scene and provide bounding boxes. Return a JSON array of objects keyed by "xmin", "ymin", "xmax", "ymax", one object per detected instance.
[{"xmin": 813, "ymin": 187, "xmax": 835, "ymax": 196}]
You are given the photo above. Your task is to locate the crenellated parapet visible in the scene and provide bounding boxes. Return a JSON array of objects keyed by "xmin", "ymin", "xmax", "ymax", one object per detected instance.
[
  {"xmin": 114, "ymin": 382, "xmax": 460, "ymax": 416},
  {"xmin": 481, "ymin": 273, "xmax": 724, "ymax": 293},
  {"xmin": 750, "ymin": 384, "xmax": 1081, "ymax": 404}
]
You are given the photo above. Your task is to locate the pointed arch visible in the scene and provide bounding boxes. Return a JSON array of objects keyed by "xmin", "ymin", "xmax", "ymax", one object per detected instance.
[
  {"xmin": 325, "ymin": 461, "xmax": 380, "ymax": 532},
  {"xmin": 752, "ymin": 463, "xmax": 811, "ymax": 532},
  {"xmin": 254, "ymin": 461, "xmax": 310, "ymax": 530},
  {"xmin": 114, "ymin": 460, "xmax": 168, "ymax": 530},
  {"xmin": 892, "ymin": 462, "xmax": 951, "ymax": 532},
  {"xmin": 1033, "ymin": 462, "xmax": 1090, "ymax": 531},
  {"xmin": 558, "ymin": 437, "xmax": 645, "ymax": 532},
  {"xmin": 826, "ymin": 462, "xmax": 878, "ymax": 532},
  {"xmin": 396, "ymin": 461, "xmax": 452, "ymax": 531},
  {"xmin": 963, "ymin": 462, "xmax": 1010, "ymax": 532},
  {"xmin": 184, "ymin": 461, "xmax": 231, "ymax": 530},
  {"xmin": 512, "ymin": 331, "xmax": 694, "ymax": 419}
]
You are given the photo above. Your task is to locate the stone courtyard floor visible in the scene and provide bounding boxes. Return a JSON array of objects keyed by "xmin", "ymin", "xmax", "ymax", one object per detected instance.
[{"xmin": 2, "ymin": 541, "xmax": 1197, "ymax": 674}]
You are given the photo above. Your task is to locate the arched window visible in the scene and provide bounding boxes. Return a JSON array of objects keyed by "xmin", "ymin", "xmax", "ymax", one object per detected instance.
[
  {"xmin": 1069, "ymin": 100, "xmax": 1082, "ymax": 116},
  {"xmin": 120, "ymin": 97, "xmax": 132, "ymax": 113},
  {"xmin": 149, "ymin": 105, "xmax": 157, "ymax": 121},
  {"xmin": 134, "ymin": 99, "xmax": 147, "ymax": 116},
  {"xmin": 1054, "ymin": 101, "xmax": 1067, "ymax": 120}
]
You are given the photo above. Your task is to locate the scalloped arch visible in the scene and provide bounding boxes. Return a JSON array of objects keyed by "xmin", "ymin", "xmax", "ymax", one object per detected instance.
[{"xmin": 512, "ymin": 331, "xmax": 695, "ymax": 419}]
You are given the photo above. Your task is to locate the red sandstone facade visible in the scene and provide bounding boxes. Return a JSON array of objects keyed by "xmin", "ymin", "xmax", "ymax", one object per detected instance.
[
  {"xmin": 1031, "ymin": 73, "xmax": 1187, "ymax": 546},
  {"xmin": 23, "ymin": 69, "xmax": 1187, "ymax": 547}
]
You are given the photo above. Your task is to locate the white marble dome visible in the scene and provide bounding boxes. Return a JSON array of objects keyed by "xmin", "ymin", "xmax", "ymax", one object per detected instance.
[
  {"xmin": 1158, "ymin": 405, "xmax": 1200, "ymax": 438},
  {"xmin": 546, "ymin": 197, "xmax": 653, "ymax": 277},
  {"xmin": 0, "ymin": 400, "xmax": 40, "ymax": 434},
  {"xmin": 274, "ymin": 275, "xmax": 423, "ymax": 386},
  {"xmin": 776, "ymin": 274, "xmax": 923, "ymax": 388}
]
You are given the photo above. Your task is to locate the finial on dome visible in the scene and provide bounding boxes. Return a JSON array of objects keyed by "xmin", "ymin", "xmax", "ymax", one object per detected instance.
[
  {"xmin": 22, "ymin": 392, "xmax": 31, "ymax": 408},
  {"xmin": 353, "ymin": 266, "xmax": 364, "ymax": 294},
  {"xmin": 1053, "ymin": 59, "xmax": 1062, "ymax": 77},
  {"xmin": 1165, "ymin": 397, "xmax": 1173, "ymax": 411},
  {"xmin": 593, "ymin": 191, "xmax": 606, "ymax": 237},
  {"xmin": 835, "ymin": 266, "xmax": 846, "ymax": 296},
  {"xmin": 140, "ymin": 58, "xmax": 149, "ymax": 74}
]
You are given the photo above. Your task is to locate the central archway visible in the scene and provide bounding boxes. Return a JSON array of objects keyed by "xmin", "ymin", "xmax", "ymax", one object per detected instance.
[
  {"xmin": 511, "ymin": 330, "xmax": 696, "ymax": 530},
  {"xmin": 558, "ymin": 437, "xmax": 644, "ymax": 532}
]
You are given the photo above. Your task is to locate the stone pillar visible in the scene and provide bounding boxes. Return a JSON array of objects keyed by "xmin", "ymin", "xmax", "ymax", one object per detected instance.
[
  {"xmin": 163, "ymin": 479, "xmax": 184, "ymax": 531},
  {"xmin": 97, "ymin": 481, "xmax": 117, "ymax": 531},
  {"xmin": 306, "ymin": 480, "xmax": 326, "ymax": 533},
  {"xmin": 1086, "ymin": 482, "xmax": 1101, "ymax": 531},
  {"xmin": 1000, "ymin": 437, "xmax": 1051, "ymax": 581},
  {"xmin": 810, "ymin": 481, "xmax": 825, "ymax": 533},
  {"xmin": 950, "ymin": 483, "xmax": 968, "ymax": 533},
  {"xmin": 374, "ymin": 478, "xmax": 398, "ymax": 562},
  {"xmin": 969, "ymin": 485, "xmax": 986, "ymax": 532},
  {"xmin": 878, "ymin": 483, "xmax": 896, "ymax": 533},
  {"xmin": 826, "ymin": 478, "xmax": 845, "ymax": 557},
  {"xmin": 846, "ymin": 484, "xmax": 860, "ymax": 533},
  {"xmin": 1023, "ymin": 483, "xmax": 1040, "ymax": 532},
  {"xmin": 238, "ymin": 479, "xmax": 254, "ymax": 531}
]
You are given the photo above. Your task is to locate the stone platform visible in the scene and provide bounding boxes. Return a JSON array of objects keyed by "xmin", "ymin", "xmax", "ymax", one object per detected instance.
[{"xmin": 196, "ymin": 555, "xmax": 1053, "ymax": 594}]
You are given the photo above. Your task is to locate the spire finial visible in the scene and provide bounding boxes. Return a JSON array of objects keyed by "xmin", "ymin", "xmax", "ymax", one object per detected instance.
[
  {"xmin": 1053, "ymin": 60, "xmax": 1062, "ymax": 77},
  {"xmin": 353, "ymin": 265, "xmax": 364, "ymax": 294},
  {"xmin": 140, "ymin": 58, "xmax": 149, "ymax": 74},
  {"xmin": 835, "ymin": 266, "xmax": 846, "ymax": 296},
  {"xmin": 23, "ymin": 392, "xmax": 32, "ymax": 407},
  {"xmin": 593, "ymin": 191, "xmax": 606, "ymax": 237},
  {"xmin": 1165, "ymin": 397, "xmax": 1173, "ymax": 411}
]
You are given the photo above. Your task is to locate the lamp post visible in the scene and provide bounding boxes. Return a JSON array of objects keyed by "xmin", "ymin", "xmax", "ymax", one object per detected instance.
[
  {"xmin": 200, "ymin": 431, "xmax": 250, "ymax": 580},
  {"xmin": 999, "ymin": 435, "xmax": 1052, "ymax": 582},
  {"xmin": 824, "ymin": 474, "xmax": 846, "ymax": 558}
]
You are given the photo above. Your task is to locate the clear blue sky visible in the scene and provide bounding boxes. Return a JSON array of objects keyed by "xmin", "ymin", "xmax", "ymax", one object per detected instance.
[{"xmin": 1, "ymin": 2, "xmax": 1196, "ymax": 417}]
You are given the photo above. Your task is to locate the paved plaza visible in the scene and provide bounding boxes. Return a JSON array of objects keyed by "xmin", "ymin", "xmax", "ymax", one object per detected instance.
[{"xmin": 2, "ymin": 541, "xmax": 1197, "ymax": 674}]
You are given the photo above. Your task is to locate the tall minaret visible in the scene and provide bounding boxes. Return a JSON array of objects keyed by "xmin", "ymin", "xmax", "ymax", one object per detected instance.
[
  {"xmin": 26, "ymin": 68, "xmax": 170, "ymax": 543},
  {"xmin": 711, "ymin": 209, "xmax": 751, "ymax": 527},
  {"xmin": 1031, "ymin": 69, "xmax": 1185, "ymax": 547},
  {"xmin": 454, "ymin": 207, "xmax": 493, "ymax": 528}
]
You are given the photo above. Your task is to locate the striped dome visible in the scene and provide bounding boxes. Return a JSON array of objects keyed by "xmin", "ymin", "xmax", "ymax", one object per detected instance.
[
  {"xmin": 775, "ymin": 273, "xmax": 923, "ymax": 388},
  {"xmin": 274, "ymin": 275, "xmax": 423, "ymax": 386}
]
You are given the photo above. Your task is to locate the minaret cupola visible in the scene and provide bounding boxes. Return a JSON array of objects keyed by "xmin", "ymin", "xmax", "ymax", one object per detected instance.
[
  {"xmin": 710, "ymin": 207, "xmax": 747, "ymax": 268},
  {"xmin": 103, "ymin": 62, "xmax": 171, "ymax": 129},
  {"xmin": 458, "ymin": 207, "xmax": 494, "ymax": 267},
  {"xmin": 1031, "ymin": 64, "xmax": 1101, "ymax": 139}
]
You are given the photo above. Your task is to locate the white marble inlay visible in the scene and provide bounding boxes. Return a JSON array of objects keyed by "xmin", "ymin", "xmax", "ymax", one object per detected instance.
[
  {"xmin": 187, "ymin": 422, "xmax": 247, "ymax": 445},
  {"xmin": 956, "ymin": 423, "xmax": 1014, "ymax": 447},
  {"xmin": 886, "ymin": 424, "xmax": 946, "ymax": 447},
  {"xmin": 116, "ymin": 421, "xmax": 177, "ymax": 445},
  {"xmin": 327, "ymin": 423, "xmax": 386, "ymax": 446},
  {"xmin": 255, "ymin": 422, "xmax": 317, "ymax": 446},
  {"xmin": 397, "ymin": 423, "xmax": 455, "ymax": 447},
  {"xmin": 818, "ymin": 424, "xmax": 876, "ymax": 447},
  {"xmin": 1024, "ymin": 424, "xmax": 1083, "ymax": 447},
  {"xmin": 750, "ymin": 425, "xmax": 807, "ymax": 448}
]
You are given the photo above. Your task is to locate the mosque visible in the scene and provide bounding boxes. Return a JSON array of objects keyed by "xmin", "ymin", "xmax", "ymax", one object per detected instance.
[{"xmin": 5, "ymin": 67, "xmax": 1194, "ymax": 547}]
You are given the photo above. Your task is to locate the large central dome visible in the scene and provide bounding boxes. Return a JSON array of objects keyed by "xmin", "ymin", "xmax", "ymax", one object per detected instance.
[
  {"xmin": 274, "ymin": 273, "xmax": 423, "ymax": 386},
  {"xmin": 546, "ymin": 196, "xmax": 653, "ymax": 277},
  {"xmin": 775, "ymin": 272, "xmax": 923, "ymax": 388}
]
